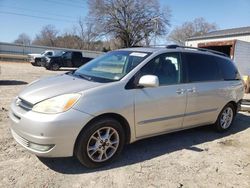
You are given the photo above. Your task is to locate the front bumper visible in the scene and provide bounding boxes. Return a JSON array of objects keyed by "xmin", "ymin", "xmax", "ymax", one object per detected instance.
[
  {"xmin": 9, "ymin": 99, "xmax": 93, "ymax": 157},
  {"xmin": 29, "ymin": 58, "xmax": 35, "ymax": 63}
]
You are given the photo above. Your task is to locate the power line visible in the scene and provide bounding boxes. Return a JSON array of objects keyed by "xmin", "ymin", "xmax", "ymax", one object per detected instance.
[
  {"xmin": 42, "ymin": 0, "xmax": 85, "ymax": 9},
  {"xmin": 0, "ymin": 11, "xmax": 77, "ymax": 23},
  {"xmin": 54, "ymin": 0, "xmax": 86, "ymax": 7},
  {"xmin": 1, "ymin": 5, "xmax": 77, "ymax": 20}
]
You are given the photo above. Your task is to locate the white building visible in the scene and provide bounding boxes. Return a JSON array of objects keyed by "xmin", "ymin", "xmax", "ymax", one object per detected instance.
[{"xmin": 185, "ymin": 26, "xmax": 250, "ymax": 59}]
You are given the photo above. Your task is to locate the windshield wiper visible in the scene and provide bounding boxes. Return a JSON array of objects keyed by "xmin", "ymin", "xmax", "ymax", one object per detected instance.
[
  {"xmin": 65, "ymin": 70, "xmax": 76, "ymax": 75},
  {"xmin": 78, "ymin": 74, "xmax": 92, "ymax": 81}
]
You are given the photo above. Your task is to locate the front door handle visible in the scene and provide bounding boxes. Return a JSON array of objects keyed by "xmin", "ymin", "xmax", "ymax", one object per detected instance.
[{"xmin": 176, "ymin": 89, "xmax": 186, "ymax": 95}]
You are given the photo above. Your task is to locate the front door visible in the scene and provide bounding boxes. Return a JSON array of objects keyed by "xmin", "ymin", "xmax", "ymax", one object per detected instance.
[{"xmin": 134, "ymin": 53, "xmax": 187, "ymax": 138}]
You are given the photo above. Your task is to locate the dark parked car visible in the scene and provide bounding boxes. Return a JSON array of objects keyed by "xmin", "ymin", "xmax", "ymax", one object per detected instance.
[{"xmin": 42, "ymin": 51, "xmax": 93, "ymax": 70}]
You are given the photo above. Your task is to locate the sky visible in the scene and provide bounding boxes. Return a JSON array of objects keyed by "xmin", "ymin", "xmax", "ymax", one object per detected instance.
[{"xmin": 0, "ymin": 0, "xmax": 250, "ymax": 43}]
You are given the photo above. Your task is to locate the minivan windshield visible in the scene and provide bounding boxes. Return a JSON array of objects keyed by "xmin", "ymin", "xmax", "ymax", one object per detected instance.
[{"xmin": 74, "ymin": 51, "xmax": 151, "ymax": 82}]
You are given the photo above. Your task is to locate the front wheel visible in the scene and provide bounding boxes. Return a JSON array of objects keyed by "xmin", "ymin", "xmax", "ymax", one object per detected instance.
[
  {"xmin": 31, "ymin": 59, "xmax": 39, "ymax": 66},
  {"xmin": 75, "ymin": 118, "xmax": 125, "ymax": 168},
  {"xmin": 214, "ymin": 103, "xmax": 236, "ymax": 132}
]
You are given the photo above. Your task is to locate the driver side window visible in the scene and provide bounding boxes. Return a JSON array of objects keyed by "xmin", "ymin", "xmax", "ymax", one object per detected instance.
[
  {"xmin": 139, "ymin": 53, "xmax": 182, "ymax": 86},
  {"xmin": 45, "ymin": 52, "xmax": 53, "ymax": 56}
]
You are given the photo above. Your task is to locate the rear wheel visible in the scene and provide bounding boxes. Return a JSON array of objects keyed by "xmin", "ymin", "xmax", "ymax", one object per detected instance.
[
  {"xmin": 214, "ymin": 103, "xmax": 235, "ymax": 132},
  {"xmin": 75, "ymin": 118, "xmax": 125, "ymax": 168},
  {"xmin": 50, "ymin": 63, "xmax": 60, "ymax": 71}
]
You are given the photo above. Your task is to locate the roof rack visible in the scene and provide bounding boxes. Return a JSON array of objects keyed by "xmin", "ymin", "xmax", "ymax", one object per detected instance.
[{"xmin": 166, "ymin": 45, "xmax": 229, "ymax": 57}]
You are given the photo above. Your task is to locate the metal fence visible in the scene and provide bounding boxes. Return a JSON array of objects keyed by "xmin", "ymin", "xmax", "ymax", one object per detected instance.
[{"xmin": 0, "ymin": 42, "xmax": 103, "ymax": 58}]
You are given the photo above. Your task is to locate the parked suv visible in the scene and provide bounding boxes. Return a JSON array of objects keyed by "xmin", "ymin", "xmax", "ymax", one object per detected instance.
[
  {"xmin": 43, "ymin": 51, "xmax": 93, "ymax": 71},
  {"xmin": 9, "ymin": 45, "xmax": 244, "ymax": 168}
]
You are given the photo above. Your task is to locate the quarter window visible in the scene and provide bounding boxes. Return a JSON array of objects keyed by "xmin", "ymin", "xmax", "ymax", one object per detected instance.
[
  {"xmin": 63, "ymin": 52, "xmax": 72, "ymax": 59},
  {"xmin": 216, "ymin": 57, "xmax": 240, "ymax": 80}
]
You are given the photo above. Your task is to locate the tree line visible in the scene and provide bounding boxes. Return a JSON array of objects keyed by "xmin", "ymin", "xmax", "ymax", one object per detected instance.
[{"xmin": 14, "ymin": 0, "xmax": 217, "ymax": 51}]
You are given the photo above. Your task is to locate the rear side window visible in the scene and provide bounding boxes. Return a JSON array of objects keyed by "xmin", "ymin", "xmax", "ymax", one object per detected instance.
[
  {"xmin": 215, "ymin": 57, "xmax": 240, "ymax": 80},
  {"xmin": 73, "ymin": 52, "xmax": 82, "ymax": 58},
  {"xmin": 64, "ymin": 52, "xmax": 72, "ymax": 58},
  {"xmin": 185, "ymin": 53, "xmax": 221, "ymax": 82}
]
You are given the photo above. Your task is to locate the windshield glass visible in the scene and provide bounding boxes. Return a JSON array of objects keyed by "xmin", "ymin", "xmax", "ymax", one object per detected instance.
[{"xmin": 74, "ymin": 51, "xmax": 151, "ymax": 82}]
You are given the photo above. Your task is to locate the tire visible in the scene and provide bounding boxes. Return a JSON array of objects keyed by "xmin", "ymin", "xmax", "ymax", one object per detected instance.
[
  {"xmin": 31, "ymin": 62, "xmax": 37, "ymax": 66},
  {"xmin": 50, "ymin": 63, "xmax": 60, "ymax": 71},
  {"xmin": 34, "ymin": 59, "xmax": 41, "ymax": 66},
  {"xmin": 31, "ymin": 59, "xmax": 39, "ymax": 66},
  {"xmin": 214, "ymin": 103, "xmax": 236, "ymax": 132},
  {"xmin": 35, "ymin": 58, "xmax": 41, "ymax": 67},
  {"xmin": 75, "ymin": 118, "xmax": 125, "ymax": 168}
]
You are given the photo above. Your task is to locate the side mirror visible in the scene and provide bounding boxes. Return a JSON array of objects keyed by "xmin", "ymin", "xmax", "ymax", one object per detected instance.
[{"xmin": 138, "ymin": 75, "xmax": 159, "ymax": 88}]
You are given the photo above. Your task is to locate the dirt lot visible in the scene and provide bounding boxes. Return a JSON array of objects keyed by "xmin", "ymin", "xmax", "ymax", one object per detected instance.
[{"xmin": 0, "ymin": 62, "xmax": 250, "ymax": 188}]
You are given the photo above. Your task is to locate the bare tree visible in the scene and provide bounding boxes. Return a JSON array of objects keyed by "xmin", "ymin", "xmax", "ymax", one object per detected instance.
[
  {"xmin": 168, "ymin": 17, "xmax": 217, "ymax": 45},
  {"xmin": 32, "ymin": 25, "xmax": 58, "ymax": 46},
  {"xmin": 74, "ymin": 18, "xmax": 99, "ymax": 50},
  {"xmin": 55, "ymin": 33, "xmax": 83, "ymax": 49},
  {"xmin": 84, "ymin": 22, "xmax": 100, "ymax": 50},
  {"xmin": 87, "ymin": 0, "xmax": 171, "ymax": 48},
  {"xmin": 14, "ymin": 33, "xmax": 31, "ymax": 45}
]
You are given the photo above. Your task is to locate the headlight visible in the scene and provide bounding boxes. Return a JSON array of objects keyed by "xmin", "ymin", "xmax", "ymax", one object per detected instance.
[{"xmin": 32, "ymin": 93, "xmax": 81, "ymax": 114}]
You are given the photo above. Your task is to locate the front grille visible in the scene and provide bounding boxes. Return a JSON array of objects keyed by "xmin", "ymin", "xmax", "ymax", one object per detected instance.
[
  {"xmin": 16, "ymin": 98, "xmax": 33, "ymax": 111},
  {"xmin": 11, "ymin": 129, "xmax": 29, "ymax": 148}
]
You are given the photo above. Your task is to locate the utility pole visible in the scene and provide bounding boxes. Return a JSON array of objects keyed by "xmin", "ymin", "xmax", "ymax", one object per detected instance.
[{"xmin": 151, "ymin": 17, "xmax": 160, "ymax": 45}]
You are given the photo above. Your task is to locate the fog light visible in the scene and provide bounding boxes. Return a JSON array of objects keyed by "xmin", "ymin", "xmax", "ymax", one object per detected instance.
[{"xmin": 29, "ymin": 142, "xmax": 54, "ymax": 152}]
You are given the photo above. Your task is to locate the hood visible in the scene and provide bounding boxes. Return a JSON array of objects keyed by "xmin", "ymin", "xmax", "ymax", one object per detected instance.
[{"xmin": 18, "ymin": 73, "xmax": 102, "ymax": 104}]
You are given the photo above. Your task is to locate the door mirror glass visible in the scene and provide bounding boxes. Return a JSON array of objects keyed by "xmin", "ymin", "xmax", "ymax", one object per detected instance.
[{"xmin": 138, "ymin": 75, "xmax": 159, "ymax": 88}]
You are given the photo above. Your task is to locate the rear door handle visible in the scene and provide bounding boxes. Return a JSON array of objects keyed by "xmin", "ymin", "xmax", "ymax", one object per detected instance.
[
  {"xmin": 187, "ymin": 87, "xmax": 196, "ymax": 93},
  {"xmin": 176, "ymin": 89, "xmax": 186, "ymax": 95}
]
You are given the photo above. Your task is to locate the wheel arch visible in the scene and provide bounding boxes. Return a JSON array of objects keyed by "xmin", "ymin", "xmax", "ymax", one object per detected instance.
[
  {"xmin": 74, "ymin": 113, "xmax": 131, "ymax": 154},
  {"xmin": 227, "ymin": 101, "xmax": 238, "ymax": 114}
]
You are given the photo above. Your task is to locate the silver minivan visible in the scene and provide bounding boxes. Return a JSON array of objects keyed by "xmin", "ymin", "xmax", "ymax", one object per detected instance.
[{"xmin": 9, "ymin": 45, "xmax": 244, "ymax": 168}]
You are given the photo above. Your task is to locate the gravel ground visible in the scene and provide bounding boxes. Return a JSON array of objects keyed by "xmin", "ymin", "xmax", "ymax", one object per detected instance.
[{"xmin": 0, "ymin": 62, "xmax": 250, "ymax": 188}]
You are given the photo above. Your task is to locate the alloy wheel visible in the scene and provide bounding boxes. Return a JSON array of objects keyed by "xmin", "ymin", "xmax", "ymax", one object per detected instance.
[
  {"xmin": 220, "ymin": 107, "xmax": 234, "ymax": 129},
  {"xmin": 87, "ymin": 127, "xmax": 119, "ymax": 162}
]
